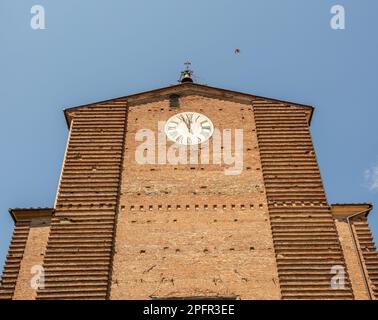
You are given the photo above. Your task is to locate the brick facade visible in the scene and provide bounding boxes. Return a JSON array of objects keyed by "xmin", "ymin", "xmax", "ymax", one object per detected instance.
[{"xmin": 0, "ymin": 82, "xmax": 377, "ymax": 299}]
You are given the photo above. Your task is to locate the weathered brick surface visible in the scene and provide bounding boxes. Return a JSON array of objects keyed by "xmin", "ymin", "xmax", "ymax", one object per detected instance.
[
  {"xmin": 0, "ymin": 208, "xmax": 53, "ymax": 300},
  {"xmin": 36, "ymin": 100, "xmax": 128, "ymax": 300},
  {"xmin": 1, "ymin": 82, "xmax": 377, "ymax": 300},
  {"xmin": 13, "ymin": 218, "xmax": 51, "ymax": 300},
  {"xmin": 110, "ymin": 94, "xmax": 281, "ymax": 299},
  {"xmin": 0, "ymin": 222, "xmax": 30, "ymax": 299},
  {"xmin": 253, "ymin": 100, "xmax": 354, "ymax": 299},
  {"xmin": 334, "ymin": 219, "xmax": 370, "ymax": 299},
  {"xmin": 352, "ymin": 217, "xmax": 378, "ymax": 298}
]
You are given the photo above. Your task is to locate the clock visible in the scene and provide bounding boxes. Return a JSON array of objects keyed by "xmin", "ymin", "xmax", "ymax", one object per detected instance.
[{"xmin": 164, "ymin": 112, "xmax": 214, "ymax": 145}]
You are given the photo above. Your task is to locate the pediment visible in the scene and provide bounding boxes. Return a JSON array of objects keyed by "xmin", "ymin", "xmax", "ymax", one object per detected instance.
[{"xmin": 64, "ymin": 82, "xmax": 314, "ymax": 127}]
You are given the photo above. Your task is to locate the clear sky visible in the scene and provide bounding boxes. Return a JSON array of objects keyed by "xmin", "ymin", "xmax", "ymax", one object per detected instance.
[{"xmin": 0, "ymin": 1, "xmax": 377, "ymax": 272}]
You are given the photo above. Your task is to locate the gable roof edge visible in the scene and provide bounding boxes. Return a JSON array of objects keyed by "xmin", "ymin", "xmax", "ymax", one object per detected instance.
[{"xmin": 63, "ymin": 83, "xmax": 315, "ymax": 128}]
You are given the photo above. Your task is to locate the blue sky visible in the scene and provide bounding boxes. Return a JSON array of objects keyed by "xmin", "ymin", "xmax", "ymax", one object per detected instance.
[{"xmin": 0, "ymin": 1, "xmax": 377, "ymax": 272}]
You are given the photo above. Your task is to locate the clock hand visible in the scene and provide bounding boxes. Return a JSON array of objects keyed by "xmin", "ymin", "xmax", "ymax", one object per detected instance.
[
  {"xmin": 178, "ymin": 115, "xmax": 189, "ymax": 130},
  {"xmin": 182, "ymin": 116, "xmax": 191, "ymax": 131},
  {"xmin": 185, "ymin": 114, "xmax": 195, "ymax": 134}
]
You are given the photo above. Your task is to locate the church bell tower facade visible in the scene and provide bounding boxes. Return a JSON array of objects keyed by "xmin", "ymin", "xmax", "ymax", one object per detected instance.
[{"xmin": 1, "ymin": 74, "xmax": 377, "ymax": 300}]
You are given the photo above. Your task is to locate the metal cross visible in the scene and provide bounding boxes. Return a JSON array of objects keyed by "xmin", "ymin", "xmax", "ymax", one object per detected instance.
[{"xmin": 184, "ymin": 61, "xmax": 191, "ymax": 70}]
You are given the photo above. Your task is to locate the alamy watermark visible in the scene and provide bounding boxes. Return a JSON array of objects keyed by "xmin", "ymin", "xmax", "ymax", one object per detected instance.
[
  {"xmin": 28, "ymin": 5, "xmax": 345, "ymax": 31},
  {"xmin": 135, "ymin": 122, "xmax": 244, "ymax": 175},
  {"xmin": 30, "ymin": 265, "xmax": 45, "ymax": 290},
  {"xmin": 331, "ymin": 265, "xmax": 346, "ymax": 289},
  {"xmin": 30, "ymin": 5, "xmax": 45, "ymax": 30},
  {"xmin": 330, "ymin": 5, "xmax": 345, "ymax": 30}
]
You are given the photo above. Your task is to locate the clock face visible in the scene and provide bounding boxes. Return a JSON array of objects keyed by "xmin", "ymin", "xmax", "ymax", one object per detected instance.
[{"xmin": 164, "ymin": 112, "xmax": 214, "ymax": 145}]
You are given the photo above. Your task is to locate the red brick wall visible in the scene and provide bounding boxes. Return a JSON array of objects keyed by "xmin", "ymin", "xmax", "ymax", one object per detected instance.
[
  {"xmin": 352, "ymin": 217, "xmax": 378, "ymax": 298},
  {"xmin": 0, "ymin": 222, "xmax": 30, "ymax": 299},
  {"xmin": 13, "ymin": 217, "xmax": 51, "ymax": 300},
  {"xmin": 253, "ymin": 100, "xmax": 354, "ymax": 299},
  {"xmin": 110, "ymin": 94, "xmax": 281, "ymax": 299},
  {"xmin": 2, "ymin": 83, "xmax": 375, "ymax": 300},
  {"xmin": 36, "ymin": 99, "xmax": 128, "ymax": 299},
  {"xmin": 334, "ymin": 218, "xmax": 371, "ymax": 299}
]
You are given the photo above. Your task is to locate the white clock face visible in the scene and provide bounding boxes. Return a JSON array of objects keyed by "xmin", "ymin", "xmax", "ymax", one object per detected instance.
[{"xmin": 164, "ymin": 112, "xmax": 214, "ymax": 145}]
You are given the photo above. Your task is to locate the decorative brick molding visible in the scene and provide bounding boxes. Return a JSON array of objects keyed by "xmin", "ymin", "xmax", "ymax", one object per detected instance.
[
  {"xmin": 352, "ymin": 217, "xmax": 378, "ymax": 298},
  {"xmin": 2, "ymin": 82, "xmax": 377, "ymax": 300},
  {"xmin": 0, "ymin": 208, "xmax": 53, "ymax": 300},
  {"xmin": 253, "ymin": 100, "xmax": 354, "ymax": 299},
  {"xmin": 36, "ymin": 100, "xmax": 128, "ymax": 299}
]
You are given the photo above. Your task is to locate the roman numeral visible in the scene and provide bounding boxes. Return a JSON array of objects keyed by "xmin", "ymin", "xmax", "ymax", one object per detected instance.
[
  {"xmin": 201, "ymin": 130, "xmax": 210, "ymax": 137},
  {"xmin": 169, "ymin": 130, "xmax": 178, "ymax": 138},
  {"xmin": 178, "ymin": 115, "xmax": 186, "ymax": 122},
  {"xmin": 176, "ymin": 135, "xmax": 183, "ymax": 144}
]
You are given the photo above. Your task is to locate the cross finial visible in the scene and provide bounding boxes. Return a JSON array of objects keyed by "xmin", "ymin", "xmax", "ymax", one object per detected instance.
[
  {"xmin": 180, "ymin": 61, "xmax": 194, "ymax": 83},
  {"xmin": 184, "ymin": 61, "xmax": 191, "ymax": 70}
]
